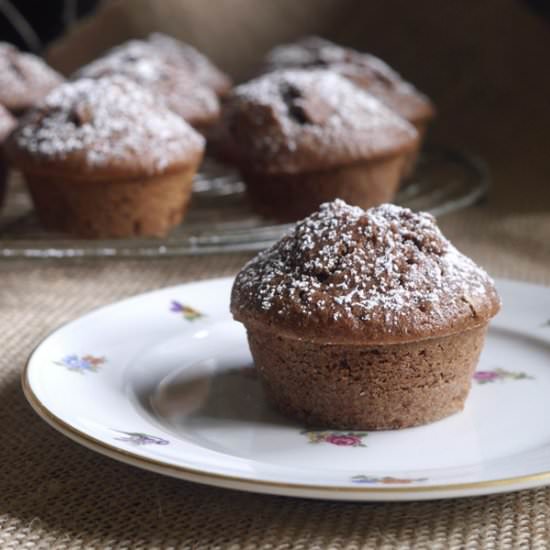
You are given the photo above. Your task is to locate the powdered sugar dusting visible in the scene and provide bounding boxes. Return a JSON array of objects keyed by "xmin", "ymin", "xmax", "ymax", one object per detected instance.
[
  {"xmin": 147, "ymin": 33, "xmax": 231, "ymax": 95},
  {"xmin": 263, "ymin": 36, "xmax": 433, "ymax": 122},
  {"xmin": 13, "ymin": 76, "xmax": 204, "ymax": 173},
  {"xmin": 265, "ymin": 36, "xmax": 351, "ymax": 69},
  {"xmin": 232, "ymin": 200, "xmax": 498, "ymax": 341},
  {"xmin": 75, "ymin": 40, "xmax": 219, "ymax": 126},
  {"xmin": 0, "ymin": 42, "xmax": 63, "ymax": 112},
  {"xmin": 224, "ymin": 69, "xmax": 417, "ymax": 173}
]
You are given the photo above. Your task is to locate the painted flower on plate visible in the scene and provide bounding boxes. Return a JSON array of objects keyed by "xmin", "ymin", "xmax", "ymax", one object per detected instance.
[
  {"xmin": 302, "ymin": 430, "xmax": 367, "ymax": 447},
  {"xmin": 55, "ymin": 354, "xmax": 106, "ymax": 374},
  {"xmin": 114, "ymin": 432, "xmax": 169, "ymax": 446},
  {"xmin": 170, "ymin": 301, "xmax": 204, "ymax": 321},
  {"xmin": 351, "ymin": 475, "xmax": 428, "ymax": 485},
  {"xmin": 473, "ymin": 368, "xmax": 534, "ymax": 384}
]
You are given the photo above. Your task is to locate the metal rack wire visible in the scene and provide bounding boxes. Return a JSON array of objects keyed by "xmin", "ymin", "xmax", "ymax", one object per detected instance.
[{"xmin": 0, "ymin": 147, "xmax": 489, "ymax": 259}]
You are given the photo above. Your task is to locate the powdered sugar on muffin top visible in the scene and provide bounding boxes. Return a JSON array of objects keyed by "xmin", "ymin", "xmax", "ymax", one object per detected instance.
[
  {"xmin": 147, "ymin": 33, "xmax": 231, "ymax": 95},
  {"xmin": 74, "ymin": 40, "xmax": 219, "ymax": 125},
  {"xmin": 232, "ymin": 200, "xmax": 500, "ymax": 342},
  {"xmin": 264, "ymin": 36, "xmax": 408, "ymax": 90},
  {"xmin": 262, "ymin": 37, "xmax": 433, "ymax": 122},
  {"xmin": 223, "ymin": 69, "xmax": 417, "ymax": 173},
  {"xmin": 13, "ymin": 76, "xmax": 204, "ymax": 174},
  {"xmin": 0, "ymin": 43, "xmax": 63, "ymax": 112}
]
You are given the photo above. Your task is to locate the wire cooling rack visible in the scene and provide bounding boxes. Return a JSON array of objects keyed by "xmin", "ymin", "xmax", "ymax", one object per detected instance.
[{"xmin": 0, "ymin": 146, "xmax": 489, "ymax": 259}]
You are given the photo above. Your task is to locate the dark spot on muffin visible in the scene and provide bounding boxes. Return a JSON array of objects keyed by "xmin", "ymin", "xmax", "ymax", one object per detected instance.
[
  {"xmin": 315, "ymin": 271, "xmax": 329, "ymax": 283},
  {"xmin": 8, "ymin": 58, "xmax": 25, "ymax": 80},
  {"xmin": 280, "ymin": 82, "xmax": 309, "ymax": 124},
  {"xmin": 68, "ymin": 105, "xmax": 93, "ymax": 127}
]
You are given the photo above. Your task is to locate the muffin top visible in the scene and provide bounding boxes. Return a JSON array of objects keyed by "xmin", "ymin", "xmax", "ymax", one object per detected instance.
[
  {"xmin": 231, "ymin": 200, "xmax": 500, "ymax": 345},
  {"xmin": 6, "ymin": 76, "xmax": 205, "ymax": 180},
  {"xmin": 262, "ymin": 36, "xmax": 434, "ymax": 124},
  {"xmin": 0, "ymin": 104, "xmax": 16, "ymax": 142},
  {"xmin": 0, "ymin": 43, "xmax": 64, "ymax": 114},
  {"xmin": 74, "ymin": 40, "xmax": 220, "ymax": 128},
  {"xmin": 221, "ymin": 69, "xmax": 418, "ymax": 174},
  {"xmin": 147, "ymin": 33, "xmax": 232, "ymax": 97}
]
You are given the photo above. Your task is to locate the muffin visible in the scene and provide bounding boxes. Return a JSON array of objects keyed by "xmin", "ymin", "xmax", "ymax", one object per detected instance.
[
  {"xmin": 147, "ymin": 33, "xmax": 232, "ymax": 97},
  {"xmin": 5, "ymin": 76, "xmax": 205, "ymax": 238},
  {"xmin": 0, "ymin": 42, "xmax": 64, "ymax": 115},
  {"xmin": 231, "ymin": 200, "xmax": 500, "ymax": 430},
  {"xmin": 220, "ymin": 69, "xmax": 418, "ymax": 221},
  {"xmin": 0, "ymin": 104, "xmax": 16, "ymax": 208},
  {"xmin": 73, "ymin": 40, "xmax": 220, "ymax": 131},
  {"xmin": 262, "ymin": 37, "xmax": 435, "ymax": 176}
]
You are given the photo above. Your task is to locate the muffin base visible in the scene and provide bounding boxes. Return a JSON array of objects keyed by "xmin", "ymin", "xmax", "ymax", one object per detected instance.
[
  {"xmin": 246, "ymin": 325, "xmax": 487, "ymax": 430},
  {"xmin": 242, "ymin": 155, "xmax": 405, "ymax": 222},
  {"xmin": 0, "ymin": 161, "xmax": 7, "ymax": 209},
  {"xmin": 24, "ymin": 166, "xmax": 197, "ymax": 238},
  {"xmin": 402, "ymin": 121, "xmax": 428, "ymax": 179}
]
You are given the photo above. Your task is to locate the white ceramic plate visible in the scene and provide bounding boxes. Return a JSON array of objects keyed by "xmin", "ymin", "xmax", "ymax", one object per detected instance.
[{"xmin": 23, "ymin": 278, "xmax": 550, "ymax": 501}]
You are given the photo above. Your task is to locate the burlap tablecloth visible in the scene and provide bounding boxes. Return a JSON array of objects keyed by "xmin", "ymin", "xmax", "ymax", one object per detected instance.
[{"xmin": 0, "ymin": 203, "xmax": 549, "ymax": 549}]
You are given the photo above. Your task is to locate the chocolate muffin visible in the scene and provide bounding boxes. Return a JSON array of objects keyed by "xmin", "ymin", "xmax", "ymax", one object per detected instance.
[
  {"xmin": 0, "ymin": 104, "xmax": 16, "ymax": 208},
  {"xmin": 220, "ymin": 69, "xmax": 418, "ymax": 221},
  {"xmin": 231, "ymin": 200, "xmax": 500, "ymax": 430},
  {"xmin": 73, "ymin": 40, "xmax": 220, "ymax": 131},
  {"xmin": 0, "ymin": 43, "xmax": 63, "ymax": 116},
  {"xmin": 6, "ymin": 76, "xmax": 204, "ymax": 238},
  {"xmin": 262, "ymin": 37, "xmax": 435, "ymax": 176},
  {"xmin": 147, "ymin": 33, "xmax": 232, "ymax": 97}
]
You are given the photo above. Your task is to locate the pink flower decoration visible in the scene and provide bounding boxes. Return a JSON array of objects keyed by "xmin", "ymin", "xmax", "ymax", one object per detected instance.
[
  {"xmin": 325, "ymin": 434, "xmax": 363, "ymax": 447},
  {"xmin": 473, "ymin": 368, "xmax": 533, "ymax": 384},
  {"xmin": 302, "ymin": 429, "xmax": 367, "ymax": 446},
  {"xmin": 473, "ymin": 371, "xmax": 499, "ymax": 382}
]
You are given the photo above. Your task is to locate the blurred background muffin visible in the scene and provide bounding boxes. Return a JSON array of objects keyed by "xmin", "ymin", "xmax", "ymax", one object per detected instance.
[
  {"xmin": 0, "ymin": 104, "xmax": 16, "ymax": 209},
  {"xmin": 147, "ymin": 32, "xmax": 232, "ymax": 98},
  {"xmin": 219, "ymin": 69, "xmax": 418, "ymax": 220},
  {"xmin": 260, "ymin": 36, "xmax": 435, "ymax": 177},
  {"xmin": 0, "ymin": 42, "xmax": 63, "ymax": 116},
  {"xmin": 6, "ymin": 76, "xmax": 204, "ymax": 237},
  {"xmin": 73, "ymin": 39, "xmax": 221, "ymax": 131}
]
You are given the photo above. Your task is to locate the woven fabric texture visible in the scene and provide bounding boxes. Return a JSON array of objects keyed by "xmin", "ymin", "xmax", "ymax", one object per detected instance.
[{"xmin": 0, "ymin": 204, "xmax": 549, "ymax": 549}]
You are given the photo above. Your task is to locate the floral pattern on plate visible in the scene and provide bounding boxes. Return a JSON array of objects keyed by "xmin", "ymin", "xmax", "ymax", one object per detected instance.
[
  {"xmin": 170, "ymin": 300, "xmax": 204, "ymax": 321},
  {"xmin": 114, "ymin": 432, "xmax": 170, "ymax": 446},
  {"xmin": 302, "ymin": 430, "xmax": 367, "ymax": 447},
  {"xmin": 351, "ymin": 475, "xmax": 428, "ymax": 485},
  {"xmin": 55, "ymin": 354, "xmax": 106, "ymax": 374},
  {"xmin": 473, "ymin": 368, "xmax": 534, "ymax": 384}
]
